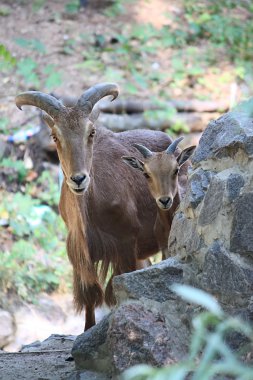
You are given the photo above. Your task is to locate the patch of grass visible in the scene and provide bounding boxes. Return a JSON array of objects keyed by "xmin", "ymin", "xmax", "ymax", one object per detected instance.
[
  {"xmin": 0, "ymin": 190, "xmax": 71, "ymax": 302},
  {"xmin": 0, "ymin": 158, "xmax": 28, "ymax": 182},
  {"xmin": 16, "ymin": 58, "xmax": 62, "ymax": 90}
]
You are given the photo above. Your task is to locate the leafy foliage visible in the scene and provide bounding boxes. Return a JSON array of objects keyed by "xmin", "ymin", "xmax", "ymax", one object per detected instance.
[
  {"xmin": 65, "ymin": 0, "xmax": 79, "ymax": 14},
  {"xmin": 183, "ymin": 0, "xmax": 253, "ymax": 61},
  {"xmin": 15, "ymin": 37, "xmax": 46, "ymax": 54},
  {"xmin": 16, "ymin": 58, "xmax": 62, "ymax": 90},
  {"xmin": 0, "ymin": 190, "xmax": 71, "ymax": 302},
  {"xmin": 233, "ymin": 97, "xmax": 253, "ymax": 117},
  {"xmin": 122, "ymin": 285, "xmax": 253, "ymax": 380},
  {"xmin": 0, "ymin": 158, "xmax": 28, "ymax": 182},
  {"xmin": 0, "ymin": 44, "xmax": 16, "ymax": 70}
]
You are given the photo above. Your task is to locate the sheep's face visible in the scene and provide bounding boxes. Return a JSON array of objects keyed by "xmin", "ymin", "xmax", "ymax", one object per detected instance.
[
  {"xmin": 122, "ymin": 143, "xmax": 196, "ymax": 211},
  {"xmin": 142, "ymin": 153, "xmax": 179, "ymax": 210},
  {"xmin": 47, "ymin": 109, "xmax": 95, "ymax": 195},
  {"xmin": 15, "ymin": 83, "xmax": 119, "ymax": 196}
]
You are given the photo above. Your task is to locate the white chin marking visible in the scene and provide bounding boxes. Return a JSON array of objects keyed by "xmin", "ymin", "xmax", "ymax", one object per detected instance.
[
  {"xmin": 69, "ymin": 185, "xmax": 88, "ymax": 195},
  {"xmin": 67, "ymin": 178, "xmax": 90, "ymax": 195},
  {"xmin": 156, "ymin": 200, "xmax": 172, "ymax": 211},
  {"xmin": 159, "ymin": 205, "xmax": 171, "ymax": 211}
]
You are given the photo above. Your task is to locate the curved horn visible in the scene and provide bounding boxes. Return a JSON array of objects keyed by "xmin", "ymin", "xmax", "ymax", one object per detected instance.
[
  {"xmin": 77, "ymin": 83, "xmax": 119, "ymax": 111},
  {"xmin": 166, "ymin": 137, "xmax": 184, "ymax": 154},
  {"xmin": 133, "ymin": 143, "xmax": 153, "ymax": 158},
  {"xmin": 15, "ymin": 91, "xmax": 63, "ymax": 119}
]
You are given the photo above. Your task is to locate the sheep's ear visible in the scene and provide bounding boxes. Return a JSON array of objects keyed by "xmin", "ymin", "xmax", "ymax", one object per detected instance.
[
  {"xmin": 122, "ymin": 156, "xmax": 144, "ymax": 171},
  {"xmin": 177, "ymin": 146, "xmax": 196, "ymax": 167}
]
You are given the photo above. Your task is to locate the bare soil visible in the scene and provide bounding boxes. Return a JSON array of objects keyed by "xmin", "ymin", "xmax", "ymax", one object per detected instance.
[{"xmin": 0, "ymin": 0, "xmax": 240, "ymax": 128}]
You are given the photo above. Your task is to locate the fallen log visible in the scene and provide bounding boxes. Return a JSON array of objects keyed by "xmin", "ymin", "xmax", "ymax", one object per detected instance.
[
  {"xmin": 99, "ymin": 98, "xmax": 229, "ymax": 114},
  {"xmin": 98, "ymin": 111, "xmax": 219, "ymax": 133},
  {"xmin": 54, "ymin": 95, "xmax": 229, "ymax": 114}
]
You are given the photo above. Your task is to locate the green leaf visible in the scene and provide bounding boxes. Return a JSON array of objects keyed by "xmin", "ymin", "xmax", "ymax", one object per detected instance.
[
  {"xmin": 0, "ymin": 44, "xmax": 16, "ymax": 65},
  {"xmin": 122, "ymin": 364, "xmax": 155, "ymax": 380},
  {"xmin": 0, "ymin": 117, "xmax": 9, "ymax": 134},
  {"xmin": 233, "ymin": 97, "xmax": 253, "ymax": 117},
  {"xmin": 171, "ymin": 284, "xmax": 223, "ymax": 316},
  {"xmin": 32, "ymin": 0, "xmax": 47, "ymax": 12},
  {"xmin": 14, "ymin": 38, "xmax": 46, "ymax": 53},
  {"xmin": 16, "ymin": 58, "xmax": 40, "ymax": 87},
  {"xmin": 125, "ymin": 82, "xmax": 139, "ymax": 94},
  {"xmin": 65, "ymin": 1, "xmax": 79, "ymax": 14},
  {"xmin": 44, "ymin": 70, "xmax": 62, "ymax": 90}
]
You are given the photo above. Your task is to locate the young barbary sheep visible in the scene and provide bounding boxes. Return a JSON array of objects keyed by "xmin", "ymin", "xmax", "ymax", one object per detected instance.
[
  {"xmin": 122, "ymin": 138, "xmax": 195, "ymax": 258},
  {"xmin": 15, "ymin": 83, "xmax": 186, "ymax": 330}
]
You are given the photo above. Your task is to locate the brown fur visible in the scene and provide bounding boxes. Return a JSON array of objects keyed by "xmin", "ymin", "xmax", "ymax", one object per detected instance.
[
  {"xmin": 123, "ymin": 144, "xmax": 195, "ymax": 258},
  {"xmin": 15, "ymin": 86, "xmax": 184, "ymax": 330},
  {"xmin": 58, "ymin": 126, "xmax": 175, "ymax": 329}
]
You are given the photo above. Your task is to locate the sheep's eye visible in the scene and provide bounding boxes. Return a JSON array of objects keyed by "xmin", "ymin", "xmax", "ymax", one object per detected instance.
[
  {"xmin": 144, "ymin": 172, "xmax": 150, "ymax": 179},
  {"xmin": 51, "ymin": 134, "xmax": 58, "ymax": 143},
  {"xmin": 89, "ymin": 129, "xmax": 96, "ymax": 138},
  {"xmin": 174, "ymin": 168, "xmax": 179, "ymax": 176}
]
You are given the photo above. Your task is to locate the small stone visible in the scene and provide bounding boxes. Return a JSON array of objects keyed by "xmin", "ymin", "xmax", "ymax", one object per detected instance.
[
  {"xmin": 198, "ymin": 177, "xmax": 225, "ymax": 226},
  {"xmin": 72, "ymin": 314, "xmax": 111, "ymax": 373},
  {"xmin": 202, "ymin": 241, "xmax": 253, "ymax": 299},
  {"xmin": 231, "ymin": 193, "xmax": 253, "ymax": 254},
  {"xmin": 226, "ymin": 173, "xmax": 245, "ymax": 202}
]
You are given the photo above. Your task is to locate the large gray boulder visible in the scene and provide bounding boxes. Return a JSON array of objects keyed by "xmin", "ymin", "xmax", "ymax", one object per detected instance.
[
  {"xmin": 168, "ymin": 112, "xmax": 253, "ymax": 312},
  {"xmin": 72, "ymin": 259, "xmax": 191, "ymax": 376}
]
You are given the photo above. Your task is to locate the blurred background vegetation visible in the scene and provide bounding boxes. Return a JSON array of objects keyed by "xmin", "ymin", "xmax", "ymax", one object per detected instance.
[{"xmin": 0, "ymin": 0, "xmax": 253, "ymax": 334}]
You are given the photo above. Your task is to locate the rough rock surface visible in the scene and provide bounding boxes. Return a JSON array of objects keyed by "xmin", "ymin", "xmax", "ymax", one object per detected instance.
[
  {"xmin": 113, "ymin": 258, "xmax": 184, "ymax": 303},
  {"xmin": 72, "ymin": 259, "xmax": 191, "ymax": 376},
  {"xmin": 107, "ymin": 302, "xmax": 188, "ymax": 373},
  {"xmin": 168, "ymin": 111, "xmax": 253, "ymax": 311},
  {"xmin": 0, "ymin": 334, "xmax": 109, "ymax": 380},
  {"xmin": 0, "ymin": 309, "xmax": 16, "ymax": 349}
]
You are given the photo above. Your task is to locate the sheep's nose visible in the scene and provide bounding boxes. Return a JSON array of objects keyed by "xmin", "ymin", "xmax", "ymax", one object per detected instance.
[
  {"xmin": 158, "ymin": 196, "xmax": 172, "ymax": 208},
  {"xmin": 71, "ymin": 174, "xmax": 86, "ymax": 186}
]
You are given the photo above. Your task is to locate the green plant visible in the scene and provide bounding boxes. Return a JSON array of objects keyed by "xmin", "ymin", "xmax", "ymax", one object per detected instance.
[
  {"xmin": 65, "ymin": 0, "xmax": 79, "ymax": 14},
  {"xmin": 15, "ymin": 37, "xmax": 46, "ymax": 54},
  {"xmin": 43, "ymin": 64, "xmax": 62, "ymax": 90},
  {"xmin": 103, "ymin": 1, "xmax": 125, "ymax": 17},
  {"xmin": 0, "ymin": 158, "xmax": 28, "ymax": 182},
  {"xmin": 183, "ymin": 0, "xmax": 253, "ymax": 61},
  {"xmin": 0, "ymin": 44, "xmax": 16, "ymax": 71},
  {"xmin": 33, "ymin": 170, "xmax": 61, "ymax": 207},
  {"xmin": 233, "ymin": 97, "xmax": 253, "ymax": 117},
  {"xmin": 0, "ymin": 238, "xmax": 70, "ymax": 301},
  {"xmin": 122, "ymin": 285, "xmax": 253, "ymax": 380},
  {"xmin": 16, "ymin": 58, "xmax": 62, "ymax": 90},
  {"xmin": 32, "ymin": 0, "xmax": 47, "ymax": 12},
  {"xmin": 16, "ymin": 58, "xmax": 40, "ymax": 87},
  {"xmin": 0, "ymin": 190, "xmax": 70, "ymax": 301},
  {"xmin": 0, "ymin": 117, "xmax": 10, "ymax": 134}
]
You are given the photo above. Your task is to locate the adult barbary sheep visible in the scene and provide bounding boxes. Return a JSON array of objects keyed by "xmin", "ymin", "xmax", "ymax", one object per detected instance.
[
  {"xmin": 15, "ymin": 83, "xmax": 187, "ymax": 330},
  {"xmin": 123, "ymin": 138, "xmax": 195, "ymax": 258}
]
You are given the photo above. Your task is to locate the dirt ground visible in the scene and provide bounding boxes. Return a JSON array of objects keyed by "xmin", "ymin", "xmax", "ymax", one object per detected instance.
[{"xmin": 0, "ymin": 0, "xmax": 242, "ymax": 129}]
